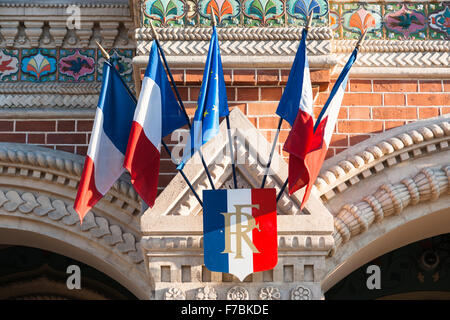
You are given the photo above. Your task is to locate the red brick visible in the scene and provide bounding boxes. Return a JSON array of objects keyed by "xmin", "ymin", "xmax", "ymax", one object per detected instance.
[
  {"xmin": 160, "ymin": 159, "xmax": 177, "ymax": 174},
  {"xmin": 330, "ymin": 79, "xmax": 350, "ymax": 92},
  {"xmin": 373, "ymin": 107, "xmax": 417, "ymax": 120},
  {"xmin": 176, "ymin": 87, "xmax": 189, "ymax": 101},
  {"xmin": 350, "ymin": 134, "xmax": 371, "ymax": 146},
  {"xmin": 444, "ymin": 81, "xmax": 450, "ymax": 92},
  {"xmin": 310, "ymin": 69, "xmax": 330, "ymax": 83},
  {"xmin": 169, "ymin": 69, "xmax": 184, "ymax": 84},
  {"xmin": 350, "ymin": 80, "xmax": 372, "ymax": 92},
  {"xmin": 0, "ymin": 121, "xmax": 13, "ymax": 132},
  {"xmin": 158, "ymin": 174, "xmax": 176, "ymax": 188},
  {"xmin": 47, "ymin": 133, "xmax": 86, "ymax": 144},
  {"xmin": 247, "ymin": 102, "xmax": 278, "ymax": 115},
  {"xmin": 237, "ymin": 87, "xmax": 259, "ymax": 101},
  {"xmin": 280, "ymin": 70, "xmax": 290, "ymax": 85},
  {"xmin": 373, "ymin": 80, "xmax": 418, "ymax": 92},
  {"xmin": 325, "ymin": 148, "xmax": 334, "ymax": 160},
  {"xmin": 314, "ymin": 107, "xmax": 347, "ymax": 119},
  {"xmin": 443, "ymin": 107, "xmax": 450, "ymax": 114},
  {"xmin": 257, "ymin": 69, "xmax": 279, "ymax": 85},
  {"xmin": 76, "ymin": 146, "xmax": 88, "ymax": 156},
  {"xmin": 335, "ymin": 148, "xmax": 346, "ymax": 155},
  {"xmin": 258, "ymin": 117, "xmax": 289, "ymax": 129},
  {"xmin": 229, "ymin": 103, "xmax": 246, "ymax": 114},
  {"xmin": 420, "ymin": 80, "xmax": 442, "ymax": 92},
  {"xmin": 314, "ymin": 92, "xmax": 329, "ymax": 106},
  {"xmin": 185, "ymin": 70, "xmax": 203, "ymax": 85},
  {"xmin": 338, "ymin": 120, "xmax": 383, "ymax": 133},
  {"xmin": 183, "ymin": 103, "xmax": 198, "ymax": 117},
  {"xmin": 233, "ymin": 70, "xmax": 256, "ymax": 85},
  {"xmin": 190, "ymin": 87, "xmax": 200, "ymax": 101},
  {"xmin": 342, "ymin": 93, "xmax": 382, "ymax": 106},
  {"xmin": 385, "ymin": 121, "xmax": 406, "ymax": 130},
  {"xmin": 384, "ymin": 93, "xmax": 406, "ymax": 106},
  {"xmin": 223, "ymin": 70, "xmax": 232, "ymax": 85},
  {"xmin": 0, "ymin": 133, "xmax": 26, "ymax": 143},
  {"xmin": 57, "ymin": 120, "xmax": 75, "ymax": 132},
  {"xmin": 227, "ymin": 87, "xmax": 236, "ymax": 101},
  {"xmin": 15, "ymin": 121, "xmax": 55, "ymax": 132},
  {"xmin": 419, "ymin": 107, "xmax": 439, "ymax": 119},
  {"xmin": 28, "ymin": 133, "xmax": 45, "ymax": 144},
  {"xmin": 349, "ymin": 107, "xmax": 370, "ymax": 119},
  {"xmin": 77, "ymin": 120, "xmax": 93, "ymax": 132},
  {"xmin": 260, "ymin": 87, "xmax": 282, "ymax": 101},
  {"xmin": 330, "ymin": 134, "xmax": 348, "ymax": 147},
  {"xmin": 408, "ymin": 93, "xmax": 450, "ymax": 106},
  {"xmin": 247, "ymin": 117, "xmax": 258, "ymax": 127},
  {"xmin": 318, "ymin": 83, "xmax": 330, "ymax": 92},
  {"xmin": 55, "ymin": 145, "xmax": 75, "ymax": 153}
]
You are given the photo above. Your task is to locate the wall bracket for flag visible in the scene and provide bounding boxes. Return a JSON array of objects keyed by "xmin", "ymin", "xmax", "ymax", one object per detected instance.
[
  {"xmin": 150, "ymin": 20, "xmax": 216, "ymax": 191},
  {"xmin": 211, "ymin": 11, "xmax": 238, "ymax": 189}
]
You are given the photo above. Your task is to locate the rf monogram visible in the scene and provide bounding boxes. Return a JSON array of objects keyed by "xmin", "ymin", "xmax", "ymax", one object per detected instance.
[{"xmin": 221, "ymin": 204, "xmax": 261, "ymax": 259}]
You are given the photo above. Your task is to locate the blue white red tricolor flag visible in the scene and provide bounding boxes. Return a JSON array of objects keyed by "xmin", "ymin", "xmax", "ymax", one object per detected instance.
[
  {"xmin": 124, "ymin": 41, "xmax": 188, "ymax": 208},
  {"xmin": 203, "ymin": 188, "xmax": 278, "ymax": 281},
  {"xmin": 74, "ymin": 61, "xmax": 136, "ymax": 223},
  {"xmin": 276, "ymin": 28, "xmax": 315, "ymax": 197}
]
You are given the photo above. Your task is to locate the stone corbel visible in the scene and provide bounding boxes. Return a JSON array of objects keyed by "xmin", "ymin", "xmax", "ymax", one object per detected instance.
[
  {"xmin": 0, "ymin": 21, "xmax": 19, "ymax": 47},
  {"xmin": 48, "ymin": 21, "xmax": 68, "ymax": 47},
  {"xmin": 23, "ymin": 21, "xmax": 44, "ymax": 47},
  {"xmin": 100, "ymin": 21, "xmax": 120, "ymax": 48},
  {"xmin": 76, "ymin": 21, "xmax": 94, "ymax": 48}
]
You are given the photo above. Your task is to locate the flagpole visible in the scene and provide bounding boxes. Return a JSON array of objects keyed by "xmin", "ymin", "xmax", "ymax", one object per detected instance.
[
  {"xmin": 276, "ymin": 28, "xmax": 367, "ymax": 203},
  {"xmin": 96, "ymin": 40, "xmax": 204, "ymax": 208},
  {"xmin": 150, "ymin": 21, "xmax": 216, "ymax": 190},
  {"xmin": 260, "ymin": 14, "xmax": 313, "ymax": 189},
  {"xmin": 209, "ymin": 12, "xmax": 238, "ymax": 189},
  {"xmin": 161, "ymin": 141, "xmax": 203, "ymax": 207}
]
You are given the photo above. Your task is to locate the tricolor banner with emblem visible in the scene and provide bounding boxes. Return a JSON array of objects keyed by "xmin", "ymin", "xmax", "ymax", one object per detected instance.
[{"xmin": 203, "ymin": 189, "xmax": 278, "ymax": 281}]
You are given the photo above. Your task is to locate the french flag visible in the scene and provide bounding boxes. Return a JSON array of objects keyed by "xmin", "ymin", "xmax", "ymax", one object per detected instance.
[
  {"xmin": 74, "ymin": 62, "xmax": 136, "ymax": 223},
  {"xmin": 124, "ymin": 41, "xmax": 187, "ymax": 208},
  {"xmin": 203, "ymin": 188, "xmax": 278, "ymax": 281},
  {"xmin": 300, "ymin": 48, "xmax": 359, "ymax": 208},
  {"xmin": 276, "ymin": 28, "xmax": 314, "ymax": 196}
]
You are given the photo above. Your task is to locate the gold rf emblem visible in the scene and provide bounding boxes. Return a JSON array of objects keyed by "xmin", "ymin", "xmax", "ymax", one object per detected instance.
[{"xmin": 221, "ymin": 204, "xmax": 261, "ymax": 259}]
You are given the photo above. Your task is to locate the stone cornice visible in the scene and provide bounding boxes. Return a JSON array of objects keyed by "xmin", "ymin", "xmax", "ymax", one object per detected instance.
[
  {"xmin": 316, "ymin": 116, "xmax": 450, "ymax": 203},
  {"xmin": 331, "ymin": 165, "xmax": 450, "ymax": 255}
]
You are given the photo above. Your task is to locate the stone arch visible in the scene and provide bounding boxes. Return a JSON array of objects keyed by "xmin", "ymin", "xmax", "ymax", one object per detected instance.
[
  {"xmin": 316, "ymin": 116, "xmax": 450, "ymax": 294},
  {"xmin": 0, "ymin": 143, "xmax": 152, "ymax": 299}
]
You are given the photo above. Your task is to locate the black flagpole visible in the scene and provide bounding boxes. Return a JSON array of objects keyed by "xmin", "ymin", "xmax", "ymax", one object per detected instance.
[
  {"xmin": 150, "ymin": 22, "xmax": 216, "ymax": 190},
  {"xmin": 276, "ymin": 28, "xmax": 367, "ymax": 203},
  {"xmin": 210, "ymin": 12, "xmax": 238, "ymax": 189}
]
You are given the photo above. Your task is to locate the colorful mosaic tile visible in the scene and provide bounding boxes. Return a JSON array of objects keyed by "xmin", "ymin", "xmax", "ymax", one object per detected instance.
[
  {"xmin": 0, "ymin": 49, "xmax": 19, "ymax": 82},
  {"xmin": 242, "ymin": 0, "xmax": 285, "ymax": 26},
  {"xmin": 384, "ymin": 3, "xmax": 427, "ymax": 40},
  {"xmin": 143, "ymin": 0, "xmax": 187, "ymax": 26},
  {"xmin": 286, "ymin": 0, "xmax": 329, "ymax": 26},
  {"xmin": 329, "ymin": 2, "xmax": 341, "ymax": 39},
  {"xmin": 428, "ymin": 2, "xmax": 450, "ymax": 40},
  {"xmin": 342, "ymin": 3, "xmax": 383, "ymax": 40},
  {"xmin": 59, "ymin": 49, "xmax": 96, "ymax": 82},
  {"xmin": 198, "ymin": 0, "xmax": 241, "ymax": 26},
  {"xmin": 21, "ymin": 48, "xmax": 57, "ymax": 82},
  {"xmin": 97, "ymin": 49, "xmax": 134, "ymax": 83}
]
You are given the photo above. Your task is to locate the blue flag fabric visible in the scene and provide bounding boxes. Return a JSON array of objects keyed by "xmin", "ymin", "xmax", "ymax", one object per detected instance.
[
  {"xmin": 275, "ymin": 29, "xmax": 310, "ymax": 127},
  {"xmin": 177, "ymin": 26, "xmax": 229, "ymax": 170}
]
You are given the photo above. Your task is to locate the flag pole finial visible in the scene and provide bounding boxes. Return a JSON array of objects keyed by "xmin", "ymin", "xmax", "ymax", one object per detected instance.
[
  {"xmin": 95, "ymin": 41, "xmax": 110, "ymax": 61},
  {"xmin": 356, "ymin": 30, "xmax": 368, "ymax": 50},
  {"xmin": 306, "ymin": 13, "xmax": 314, "ymax": 31},
  {"xmin": 150, "ymin": 19, "xmax": 160, "ymax": 41},
  {"xmin": 211, "ymin": 10, "xmax": 217, "ymax": 27}
]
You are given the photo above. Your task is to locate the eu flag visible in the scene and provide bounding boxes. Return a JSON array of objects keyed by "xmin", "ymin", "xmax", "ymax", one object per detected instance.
[{"xmin": 178, "ymin": 26, "xmax": 229, "ymax": 170}]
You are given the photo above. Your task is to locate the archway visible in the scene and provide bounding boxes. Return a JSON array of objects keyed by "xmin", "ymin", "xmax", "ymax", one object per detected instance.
[
  {"xmin": 0, "ymin": 245, "xmax": 137, "ymax": 300},
  {"xmin": 325, "ymin": 233, "xmax": 450, "ymax": 300}
]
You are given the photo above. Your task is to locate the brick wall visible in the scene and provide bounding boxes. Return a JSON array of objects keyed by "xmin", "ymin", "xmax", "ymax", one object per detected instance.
[{"xmin": 1, "ymin": 69, "xmax": 449, "ymax": 192}]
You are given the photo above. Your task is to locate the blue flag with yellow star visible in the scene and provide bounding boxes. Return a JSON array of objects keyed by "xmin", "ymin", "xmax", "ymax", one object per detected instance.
[{"xmin": 177, "ymin": 26, "xmax": 229, "ymax": 170}]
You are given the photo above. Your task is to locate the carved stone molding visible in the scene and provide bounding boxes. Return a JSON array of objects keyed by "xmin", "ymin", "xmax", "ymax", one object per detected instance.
[
  {"xmin": 316, "ymin": 117, "xmax": 450, "ymax": 203},
  {"xmin": 332, "ymin": 164, "xmax": 450, "ymax": 253},
  {"xmin": 196, "ymin": 286, "xmax": 218, "ymax": 300},
  {"xmin": 259, "ymin": 286, "xmax": 281, "ymax": 300},
  {"xmin": 0, "ymin": 188, "xmax": 144, "ymax": 265},
  {"xmin": 227, "ymin": 286, "xmax": 249, "ymax": 300},
  {"xmin": 0, "ymin": 143, "xmax": 140, "ymax": 216},
  {"xmin": 291, "ymin": 285, "xmax": 312, "ymax": 300},
  {"xmin": 164, "ymin": 287, "xmax": 186, "ymax": 300}
]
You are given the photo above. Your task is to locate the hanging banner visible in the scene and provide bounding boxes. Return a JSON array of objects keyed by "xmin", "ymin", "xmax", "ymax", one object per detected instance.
[{"xmin": 203, "ymin": 188, "xmax": 278, "ymax": 281}]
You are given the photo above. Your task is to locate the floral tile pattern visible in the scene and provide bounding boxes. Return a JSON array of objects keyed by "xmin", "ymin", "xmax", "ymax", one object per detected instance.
[
  {"xmin": 97, "ymin": 49, "xmax": 134, "ymax": 83},
  {"xmin": 0, "ymin": 49, "xmax": 19, "ymax": 82},
  {"xmin": 342, "ymin": 4, "xmax": 383, "ymax": 39},
  {"xmin": 21, "ymin": 49, "xmax": 57, "ymax": 82},
  {"xmin": 428, "ymin": 2, "xmax": 450, "ymax": 40},
  {"xmin": 384, "ymin": 3, "xmax": 427, "ymax": 40}
]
